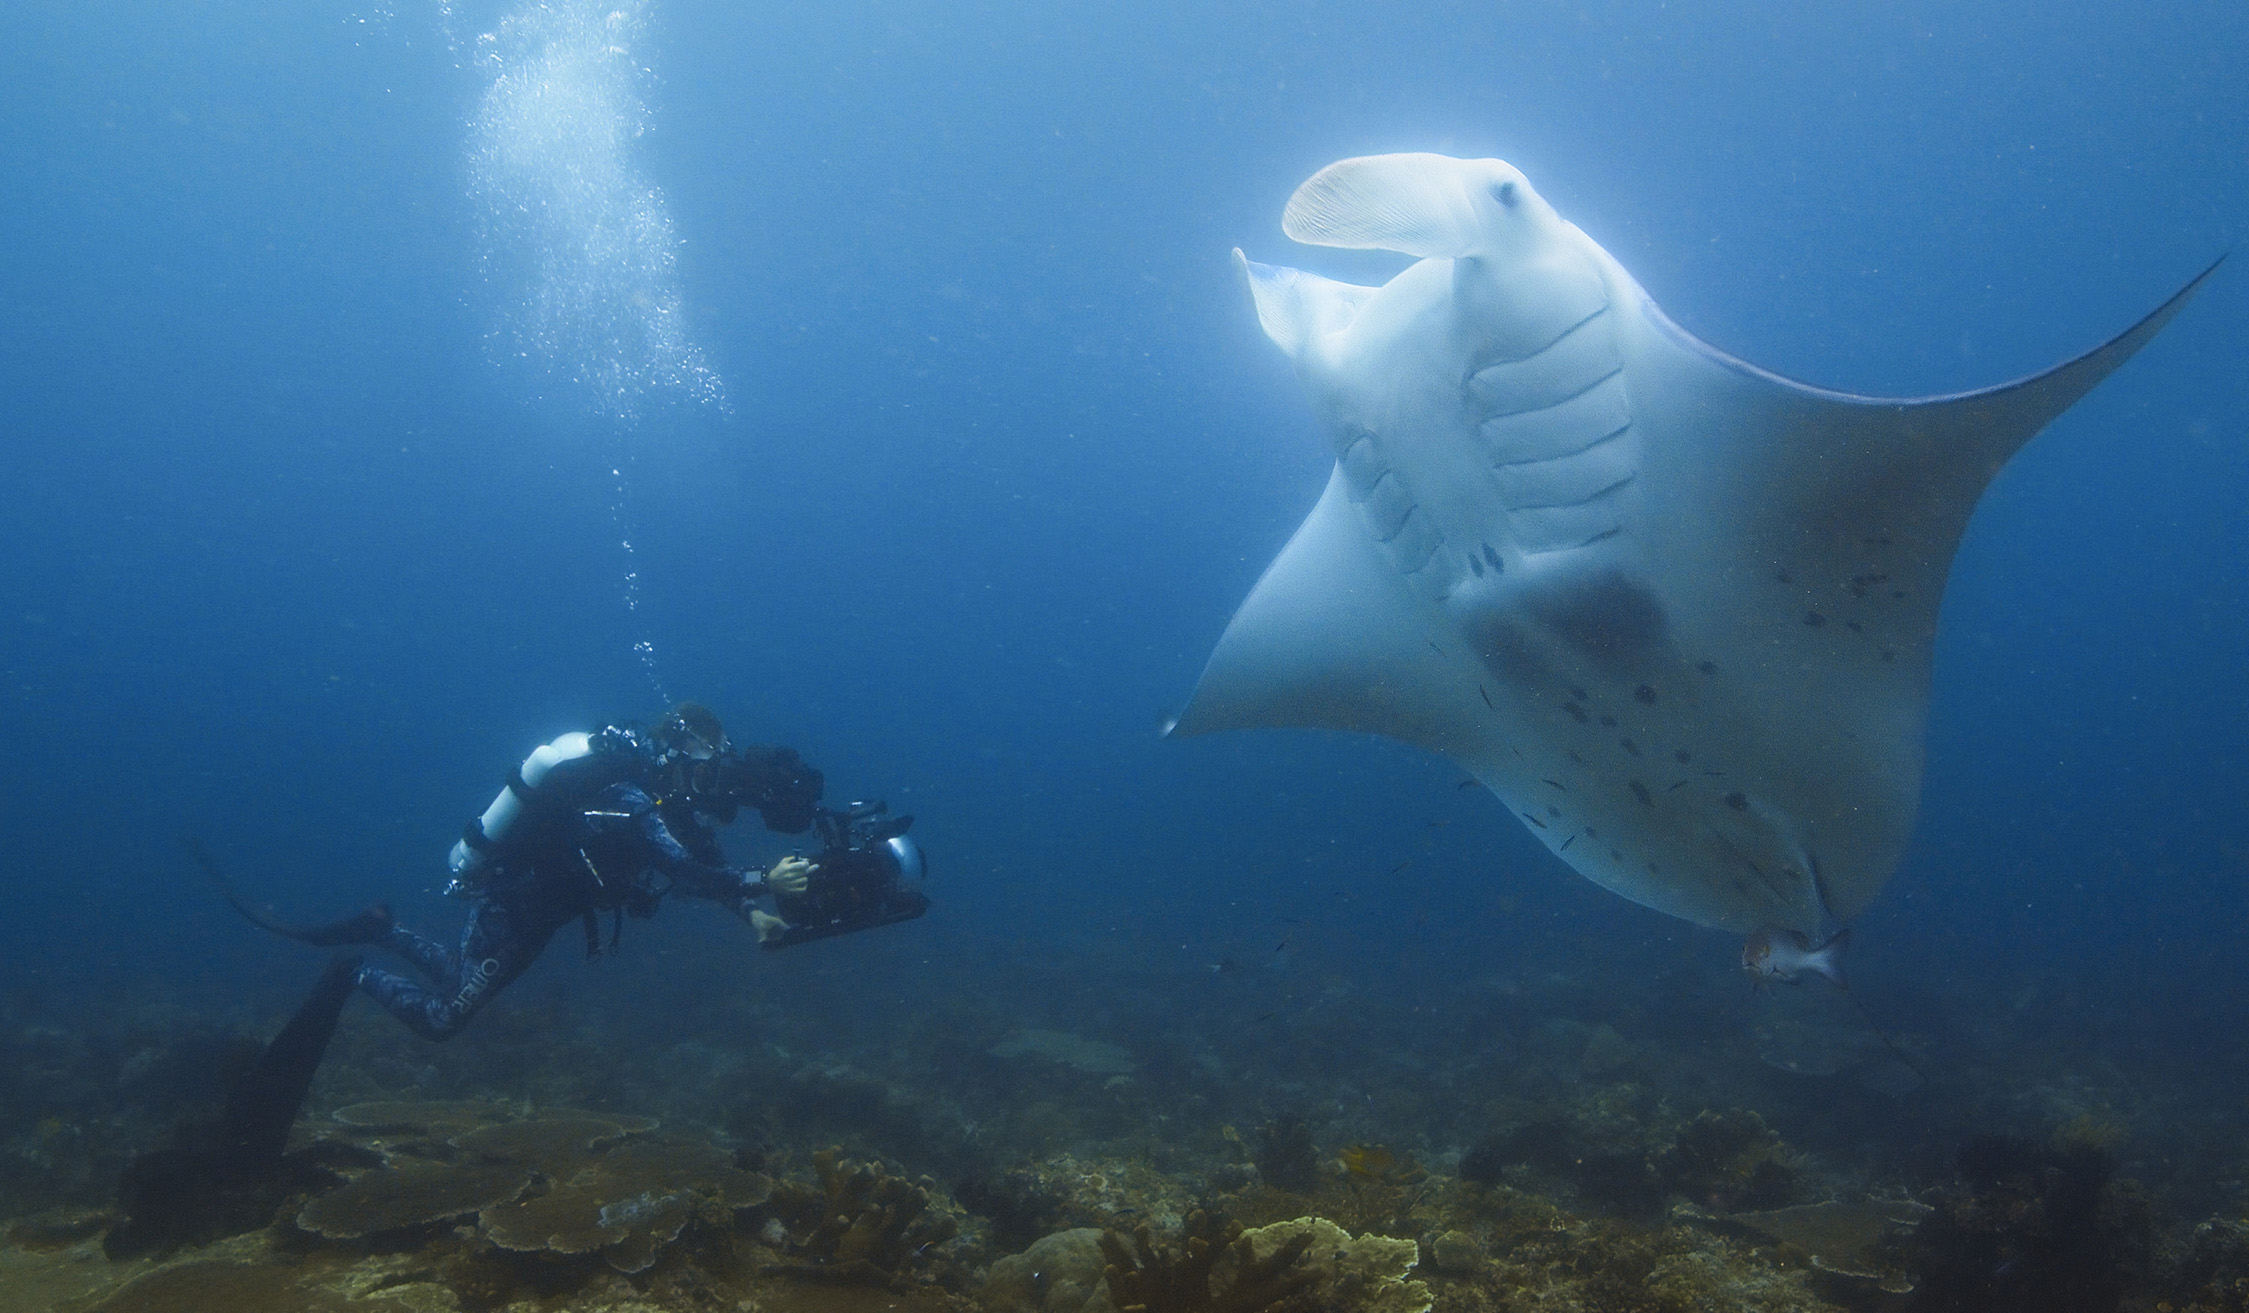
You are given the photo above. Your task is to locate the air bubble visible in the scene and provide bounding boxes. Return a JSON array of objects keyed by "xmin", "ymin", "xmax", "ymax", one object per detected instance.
[{"xmin": 467, "ymin": 0, "xmax": 727, "ymax": 422}]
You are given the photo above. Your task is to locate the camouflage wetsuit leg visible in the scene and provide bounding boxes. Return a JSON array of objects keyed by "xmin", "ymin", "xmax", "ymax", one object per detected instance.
[{"xmin": 355, "ymin": 893, "xmax": 566, "ymax": 1041}]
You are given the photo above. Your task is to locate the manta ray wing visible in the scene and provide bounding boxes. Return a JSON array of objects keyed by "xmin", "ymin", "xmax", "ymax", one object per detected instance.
[{"xmin": 1175, "ymin": 152, "xmax": 2216, "ymax": 935}]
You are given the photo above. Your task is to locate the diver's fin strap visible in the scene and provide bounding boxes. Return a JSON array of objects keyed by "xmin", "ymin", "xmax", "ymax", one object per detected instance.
[{"xmin": 460, "ymin": 818, "xmax": 493, "ymax": 853}]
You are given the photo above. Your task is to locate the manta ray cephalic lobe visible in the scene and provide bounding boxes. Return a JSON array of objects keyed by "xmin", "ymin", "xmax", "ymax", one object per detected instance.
[{"xmin": 1171, "ymin": 152, "xmax": 2218, "ymax": 936}]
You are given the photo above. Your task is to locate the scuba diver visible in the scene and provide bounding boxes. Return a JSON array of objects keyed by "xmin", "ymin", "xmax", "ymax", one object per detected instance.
[{"xmin": 210, "ymin": 703, "xmax": 929, "ymax": 1041}]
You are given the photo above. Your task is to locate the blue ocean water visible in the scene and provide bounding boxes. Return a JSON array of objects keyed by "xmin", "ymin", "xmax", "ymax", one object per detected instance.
[{"xmin": 0, "ymin": 0, "xmax": 2244, "ymax": 1246}]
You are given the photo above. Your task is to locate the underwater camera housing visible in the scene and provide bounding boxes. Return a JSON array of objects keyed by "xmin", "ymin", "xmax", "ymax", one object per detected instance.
[{"xmin": 765, "ymin": 801, "xmax": 931, "ymax": 950}]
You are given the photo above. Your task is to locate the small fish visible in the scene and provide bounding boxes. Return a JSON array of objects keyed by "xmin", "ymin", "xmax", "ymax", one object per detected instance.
[
  {"xmin": 1338, "ymin": 1143, "xmax": 1397, "ymax": 1179},
  {"xmin": 1479, "ymin": 684, "xmax": 1494, "ymax": 709},
  {"xmin": 1274, "ymin": 937, "xmax": 1290, "ymax": 953},
  {"xmin": 1455, "ymin": 779, "xmax": 1477, "ymax": 790},
  {"xmin": 1741, "ymin": 927, "xmax": 1849, "ymax": 986},
  {"xmin": 1389, "ymin": 859, "xmax": 1411, "ymax": 874},
  {"xmin": 1208, "ymin": 957, "xmax": 1240, "ymax": 975}
]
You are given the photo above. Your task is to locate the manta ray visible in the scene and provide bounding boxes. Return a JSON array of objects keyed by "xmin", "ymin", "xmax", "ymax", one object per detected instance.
[{"xmin": 1171, "ymin": 152, "xmax": 2216, "ymax": 937}]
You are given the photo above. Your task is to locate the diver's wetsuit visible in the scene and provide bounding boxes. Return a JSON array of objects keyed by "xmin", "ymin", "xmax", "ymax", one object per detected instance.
[{"xmin": 356, "ymin": 779, "xmax": 773, "ymax": 1040}]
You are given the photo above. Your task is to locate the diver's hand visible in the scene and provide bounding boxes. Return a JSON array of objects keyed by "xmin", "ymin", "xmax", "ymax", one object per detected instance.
[
  {"xmin": 765, "ymin": 855, "xmax": 815, "ymax": 897},
  {"xmin": 749, "ymin": 909, "xmax": 791, "ymax": 945}
]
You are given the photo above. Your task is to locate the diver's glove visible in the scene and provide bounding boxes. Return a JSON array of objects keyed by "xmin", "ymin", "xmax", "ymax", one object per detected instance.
[
  {"xmin": 748, "ymin": 909, "xmax": 792, "ymax": 946},
  {"xmin": 762, "ymin": 855, "xmax": 815, "ymax": 897}
]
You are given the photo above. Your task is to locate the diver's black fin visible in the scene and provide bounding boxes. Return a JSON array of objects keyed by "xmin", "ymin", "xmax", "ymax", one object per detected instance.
[
  {"xmin": 221, "ymin": 953, "xmax": 361, "ymax": 1162},
  {"xmin": 185, "ymin": 836, "xmax": 392, "ymax": 946}
]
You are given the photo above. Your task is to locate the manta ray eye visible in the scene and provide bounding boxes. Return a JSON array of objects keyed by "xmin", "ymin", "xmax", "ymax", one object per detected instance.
[{"xmin": 1493, "ymin": 181, "xmax": 1519, "ymax": 209}]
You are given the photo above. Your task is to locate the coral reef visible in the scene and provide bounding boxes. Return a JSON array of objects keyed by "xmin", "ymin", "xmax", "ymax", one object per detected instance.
[
  {"xmin": 1096, "ymin": 1209, "xmax": 1320, "ymax": 1313},
  {"xmin": 1431, "ymin": 1185, "xmax": 1841, "ymax": 1313},
  {"xmin": 295, "ymin": 1159, "xmax": 531, "ymax": 1240},
  {"xmin": 1235, "ymin": 1216, "xmax": 1429, "ymax": 1313},
  {"xmin": 2158, "ymin": 1216, "xmax": 2249, "ymax": 1313},
  {"xmin": 957, "ymin": 1166, "xmax": 1074, "ymax": 1253},
  {"xmin": 1250, "ymin": 1115, "xmax": 1320, "ymax": 1195},
  {"xmin": 1904, "ymin": 1133, "xmax": 2154, "ymax": 1313},
  {"xmin": 292, "ymin": 1099, "xmax": 769, "ymax": 1280},
  {"xmin": 985, "ymin": 1227, "xmax": 1118, "ymax": 1313},
  {"xmin": 762, "ymin": 1147, "xmax": 963, "ymax": 1286},
  {"xmin": 12, "ymin": 896, "xmax": 2249, "ymax": 1313},
  {"xmin": 1715, "ymin": 1197, "xmax": 1928, "ymax": 1292},
  {"xmin": 1455, "ymin": 1098, "xmax": 1803, "ymax": 1219}
]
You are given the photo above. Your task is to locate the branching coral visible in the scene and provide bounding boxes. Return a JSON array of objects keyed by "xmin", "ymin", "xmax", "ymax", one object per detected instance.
[{"xmin": 762, "ymin": 1147, "xmax": 960, "ymax": 1286}]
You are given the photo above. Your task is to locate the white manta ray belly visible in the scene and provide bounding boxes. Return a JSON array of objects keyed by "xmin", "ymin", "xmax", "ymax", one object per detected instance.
[{"xmin": 1175, "ymin": 151, "xmax": 2217, "ymax": 935}]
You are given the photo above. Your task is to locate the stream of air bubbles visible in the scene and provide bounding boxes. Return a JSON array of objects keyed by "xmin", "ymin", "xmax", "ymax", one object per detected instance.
[{"xmin": 465, "ymin": 0, "xmax": 726, "ymax": 701}]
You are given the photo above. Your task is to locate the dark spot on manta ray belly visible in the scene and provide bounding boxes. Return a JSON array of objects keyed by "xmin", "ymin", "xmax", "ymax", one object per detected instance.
[
  {"xmin": 1634, "ymin": 684, "xmax": 1656, "ymax": 704},
  {"xmin": 1724, "ymin": 791, "xmax": 1748, "ymax": 811},
  {"xmin": 1804, "ymin": 611, "xmax": 1827, "ymax": 627},
  {"xmin": 1525, "ymin": 570, "xmax": 1668, "ymax": 666},
  {"xmin": 1630, "ymin": 780, "xmax": 1652, "ymax": 806}
]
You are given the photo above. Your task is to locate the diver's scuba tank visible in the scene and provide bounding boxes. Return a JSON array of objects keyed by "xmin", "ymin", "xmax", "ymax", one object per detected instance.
[{"xmin": 445, "ymin": 732, "xmax": 596, "ymax": 895}]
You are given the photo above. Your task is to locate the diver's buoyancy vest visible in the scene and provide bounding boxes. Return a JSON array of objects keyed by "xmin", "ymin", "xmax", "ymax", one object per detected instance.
[{"xmin": 447, "ymin": 732, "xmax": 601, "ymax": 880}]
